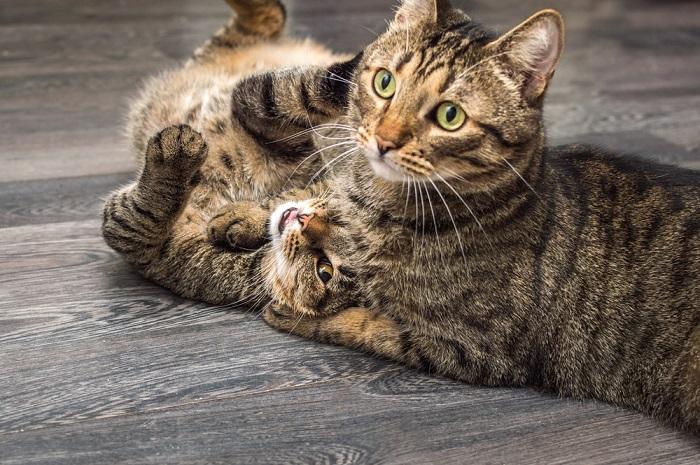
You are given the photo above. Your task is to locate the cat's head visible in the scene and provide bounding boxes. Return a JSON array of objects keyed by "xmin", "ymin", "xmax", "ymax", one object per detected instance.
[
  {"xmin": 264, "ymin": 198, "xmax": 359, "ymax": 317},
  {"xmin": 344, "ymin": 0, "xmax": 564, "ymax": 191}
]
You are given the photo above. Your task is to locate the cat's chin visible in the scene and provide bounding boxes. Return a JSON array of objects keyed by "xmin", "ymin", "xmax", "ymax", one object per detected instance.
[{"xmin": 367, "ymin": 157, "xmax": 406, "ymax": 183}]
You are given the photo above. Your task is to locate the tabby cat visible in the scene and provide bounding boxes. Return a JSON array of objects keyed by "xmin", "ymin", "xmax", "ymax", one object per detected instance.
[
  {"xmin": 103, "ymin": 0, "xmax": 700, "ymax": 433},
  {"xmin": 103, "ymin": 0, "xmax": 362, "ymax": 313},
  {"xmin": 257, "ymin": 0, "xmax": 700, "ymax": 433}
]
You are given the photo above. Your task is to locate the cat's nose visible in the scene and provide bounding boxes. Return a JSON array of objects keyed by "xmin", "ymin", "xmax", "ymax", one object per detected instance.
[
  {"xmin": 375, "ymin": 135, "xmax": 397, "ymax": 157},
  {"xmin": 297, "ymin": 213, "xmax": 315, "ymax": 231}
]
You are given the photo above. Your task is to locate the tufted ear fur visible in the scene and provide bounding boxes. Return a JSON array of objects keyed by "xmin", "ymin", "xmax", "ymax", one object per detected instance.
[
  {"xmin": 391, "ymin": 0, "xmax": 453, "ymax": 28},
  {"xmin": 487, "ymin": 9, "xmax": 565, "ymax": 102}
]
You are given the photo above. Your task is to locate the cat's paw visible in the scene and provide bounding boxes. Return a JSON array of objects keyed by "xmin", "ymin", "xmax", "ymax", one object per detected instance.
[
  {"xmin": 207, "ymin": 200, "xmax": 269, "ymax": 250},
  {"xmin": 262, "ymin": 304, "xmax": 299, "ymax": 331},
  {"xmin": 145, "ymin": 125, "xmax": 208, "ymax": 178}
]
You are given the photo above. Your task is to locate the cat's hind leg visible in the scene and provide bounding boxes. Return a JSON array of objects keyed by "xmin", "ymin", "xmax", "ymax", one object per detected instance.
[{"xmin": 192, "ymin": 0, "xmax": 286, "ymax": 63}]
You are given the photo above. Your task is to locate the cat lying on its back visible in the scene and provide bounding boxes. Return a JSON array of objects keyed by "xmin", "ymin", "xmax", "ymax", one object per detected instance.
[{"xmin": 103, "ymin": 0, "xmax": 362, "ymax": 315}]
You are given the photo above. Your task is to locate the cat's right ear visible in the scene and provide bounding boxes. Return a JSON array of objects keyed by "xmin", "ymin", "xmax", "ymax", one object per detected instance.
[{"xmin": 391, "ymin": 0, "xmax": 453, "ymax": 29}]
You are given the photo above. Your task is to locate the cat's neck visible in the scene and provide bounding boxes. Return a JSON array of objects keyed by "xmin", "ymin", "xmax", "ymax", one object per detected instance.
[{"xmin": 338, "ymin": 144, "xmax": 550, "ymax": 237}]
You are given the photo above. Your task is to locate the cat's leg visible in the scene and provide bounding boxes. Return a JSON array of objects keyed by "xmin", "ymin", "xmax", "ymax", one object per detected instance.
[
  {"xmin": 230, "ymin": 57, "xmax": 360, "ymax": 137},
  {"xmin": 102, "ymin": 124, "xmax": 207, "ymax": 268},
  {"xmin": 191, "ymin": 0, "xmax": 286, "ymax": 63},
  {"xmin": 263, "ymin": 306, "xmax": 420, "ymax": 367},
  {"xmin": 264, "ymin": 305, "xmax": 520, "ymax": 385}
]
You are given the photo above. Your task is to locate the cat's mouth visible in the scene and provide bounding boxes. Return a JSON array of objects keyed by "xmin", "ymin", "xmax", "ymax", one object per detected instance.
[{"xmin": 278, "ymin": 207, "xmax": 298, "ymax": 234}]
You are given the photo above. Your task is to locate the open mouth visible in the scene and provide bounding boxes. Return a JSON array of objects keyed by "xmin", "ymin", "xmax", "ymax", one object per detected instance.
[{"xmin": 278, "ymin": 207, "xmax": 298, "ymax": 234}]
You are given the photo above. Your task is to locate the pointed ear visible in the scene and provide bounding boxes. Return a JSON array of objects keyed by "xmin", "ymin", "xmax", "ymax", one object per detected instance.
[
  {"xmin": 488, "ymin": 10, "xmax": 565, "ymax": 102},
  {"xmin": 392, "ymin": 0, "xmax": 453, "ymax": 29}
]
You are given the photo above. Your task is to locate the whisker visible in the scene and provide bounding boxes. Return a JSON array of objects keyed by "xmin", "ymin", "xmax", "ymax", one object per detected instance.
[
  {"xmin": 360, "ymin": 25, "xmax": 380, "ymax": 38},
  {"xmin": 413, "ymin": 175, "xmax": 420, "ymax": 259},
  {"xmin": 434, "ymin": 173, "xmax": 492, "ymax": 247},
  {"xmin": 325, "ymin": 73, "xmax": 357, "ymax": 88},
  {"xmin": 283, "ymin": 140, "xmax": 357, "ymax": 189},
  {"xmin": 288, "ymin": 312, "xmax": 306, "ymax": 335},
  {"xmin": 422, "ymin": 180, "xmax": 446, "ymax": 267},
  {"xmin": 270, "ymin": 124, "xmax": 356, "ymax": 144},
  {"xmin": 500, "ymin": 157, "xmax": 541, "ymax": 200},
  {"xmin": 304, "ymin": 147, "xmax": 360, "ymax": 189},
  {"xmin": 428, "ymin": 179, "xmax": 467, "ymax": 262},
  {"xmin": 417, "ymin": 179, "xmax": 427, "ymax": 258},
  {"xmin": 402, "ymin": 176, "xmax": 413, "ymax": 230}
]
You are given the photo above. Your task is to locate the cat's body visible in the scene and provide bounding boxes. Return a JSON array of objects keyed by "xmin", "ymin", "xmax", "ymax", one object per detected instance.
[
  {"xmin": 309, "ymin": 145, "xmax": 700, "ymax": 428},
  {"xmin": 263, "ymin": 1, "xmax": 700, "ymax": 433}
]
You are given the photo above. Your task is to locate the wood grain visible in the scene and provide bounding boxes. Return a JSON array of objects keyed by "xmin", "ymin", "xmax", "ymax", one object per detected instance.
[{"xmin": 1, "ymin": 0, "xmax": 699, "ymax": 463}]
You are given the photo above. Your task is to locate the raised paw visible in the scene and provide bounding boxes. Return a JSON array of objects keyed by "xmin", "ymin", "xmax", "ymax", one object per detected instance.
[
  {"xmin": 207, "ymin": 200, "xmax": 270, "ymax": 251},
  {"xmin": 145, "ymin": 125, "xmax": 208, "ymax": 178}
]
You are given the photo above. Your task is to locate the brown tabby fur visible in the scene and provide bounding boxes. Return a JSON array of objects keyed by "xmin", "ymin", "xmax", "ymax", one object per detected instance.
[
  {"xmin": 103, "ymin": 0, "xmax": 360, "ymax": 313},
  {"xmin": 262, "ymin": 1, "xmax": 700, "ymax": 434},
  {"xmin": 102, "ymin": 0, "xmax": 700, "ymax": 433}
]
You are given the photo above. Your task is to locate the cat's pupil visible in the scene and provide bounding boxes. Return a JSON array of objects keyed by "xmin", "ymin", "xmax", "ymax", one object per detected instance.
[
  {"xmin": 381, "ymin": 74, "xmax": 392, "ymax": 90},
  {"xmin": 445, "ymin": 105, "xmax": 457, "ymax": 122}
]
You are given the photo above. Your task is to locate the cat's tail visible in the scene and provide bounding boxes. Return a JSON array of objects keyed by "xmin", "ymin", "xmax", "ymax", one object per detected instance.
[{"xmin": 191, "ymin": 0, "xmax": 287, "ymax": 63}]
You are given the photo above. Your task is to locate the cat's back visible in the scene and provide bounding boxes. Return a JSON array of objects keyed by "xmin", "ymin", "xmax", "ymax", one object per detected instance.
[
  {"xmin": 548, "ymin": 144, "xmax": 700, "ymax": 199},
  {"xmin": 546, "ymin": 143, "xmax": 699, "ymax": 314}
]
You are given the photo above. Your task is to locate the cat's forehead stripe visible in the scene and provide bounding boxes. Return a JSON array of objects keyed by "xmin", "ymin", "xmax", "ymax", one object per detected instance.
[{"xmin": 395, "ymin": 51, "xmax": 415, "ymax": 72}]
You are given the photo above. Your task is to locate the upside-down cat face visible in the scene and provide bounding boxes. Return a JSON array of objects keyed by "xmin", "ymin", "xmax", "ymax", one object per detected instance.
[
  {"xmin": 345, "ymin": 0, "xmax": 564, "ymax": 192},
  {"xmin": 264, "ymin": 198, "xmax": 360, "ymax": 317}
]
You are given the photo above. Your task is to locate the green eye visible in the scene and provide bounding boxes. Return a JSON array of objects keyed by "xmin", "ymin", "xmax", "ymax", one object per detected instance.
[
  {"xmin": 316, "ymin": 257, "xmax": 334, "ymax": 284},
  {"xmin": 436, "ymin": 102, "xmax": 466, "ymax": 131},
  {"xmin": 373, "ymin": 69, "xmax": 396, "ymax": 99}
]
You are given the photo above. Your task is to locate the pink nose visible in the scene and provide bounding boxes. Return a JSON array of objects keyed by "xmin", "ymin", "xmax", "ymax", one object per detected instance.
[
  {"xmin": 375, "ymin": 135, "xmax": 397, "ymax": 157},
  {"xmin": 297, "ymin": 213, "xmax": 315, "ymax": 231}
]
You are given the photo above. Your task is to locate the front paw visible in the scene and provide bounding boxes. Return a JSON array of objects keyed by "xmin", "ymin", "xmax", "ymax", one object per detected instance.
[
  {"xmin": 145, "ymin": 124, "xmax": 208, "ymax": 180},
  {"xmin": 263, "ymin": 305, "xmax": 306, "ymax": 333},
  {"xmin": 208, "ymin": 200, "xmax": 269, "ymax": 250}
]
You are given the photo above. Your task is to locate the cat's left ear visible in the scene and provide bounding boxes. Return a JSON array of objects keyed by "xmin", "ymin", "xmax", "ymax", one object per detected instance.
[
  {"xmin": 487, "ymin": 9, "xmax": 565, "ymax": 102},
  {"xmin": 392, "ymin": 0, "xmax": 453, "ymax": 28}
]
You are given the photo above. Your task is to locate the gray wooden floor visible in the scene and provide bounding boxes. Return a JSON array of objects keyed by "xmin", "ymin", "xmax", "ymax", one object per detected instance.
[{"xmin": 1, "ymin": 1, "xmax": 699, "ymax": 463}]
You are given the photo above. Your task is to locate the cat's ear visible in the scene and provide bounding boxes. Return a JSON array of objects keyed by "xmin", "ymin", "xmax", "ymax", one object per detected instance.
[
  {"xmin": 392, "ymin": 0, "xmax": 453, "ymax": 28},
  {"xmin": 487, "ymin": 9, "xmax": 565, "ymax": 102}
]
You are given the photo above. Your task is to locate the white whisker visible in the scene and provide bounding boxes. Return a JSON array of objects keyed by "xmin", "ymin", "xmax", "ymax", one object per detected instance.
[
  {"xmin": 434, "ymin": 173, "xmax": 492, "ymax": 247},
  {"xmin": 304, "ymin": 147, "xmax": 360, "ymax": 189},
  {"xmin": 428, "ymin": 179, "xmax": 467, "ymax": 262},
  {"xmin": 500, "ymin": 157, "xmax": 541, "ymax": 199},
  {"xmin": 325, "ymin": 72, "xmax": 357, "ymax": 88}
]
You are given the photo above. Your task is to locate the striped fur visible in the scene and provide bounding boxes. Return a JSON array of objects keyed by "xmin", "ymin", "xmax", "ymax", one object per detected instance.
[
  {"xmin": 103, "ymin": 1, "xmax": 359, "ymax": 309},
  {"xmin": 264, "ymin": 1, "xmax": 700, "ymax": 434}
]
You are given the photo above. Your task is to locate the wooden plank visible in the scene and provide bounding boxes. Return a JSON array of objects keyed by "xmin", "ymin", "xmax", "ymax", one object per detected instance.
[
  {"xmin": 0, "ymin": 173, "xmax": 133, "ymax": 227},
  {"xmin": 0, "ymin": 378, "xmax": 697, "ymax": 465}
]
